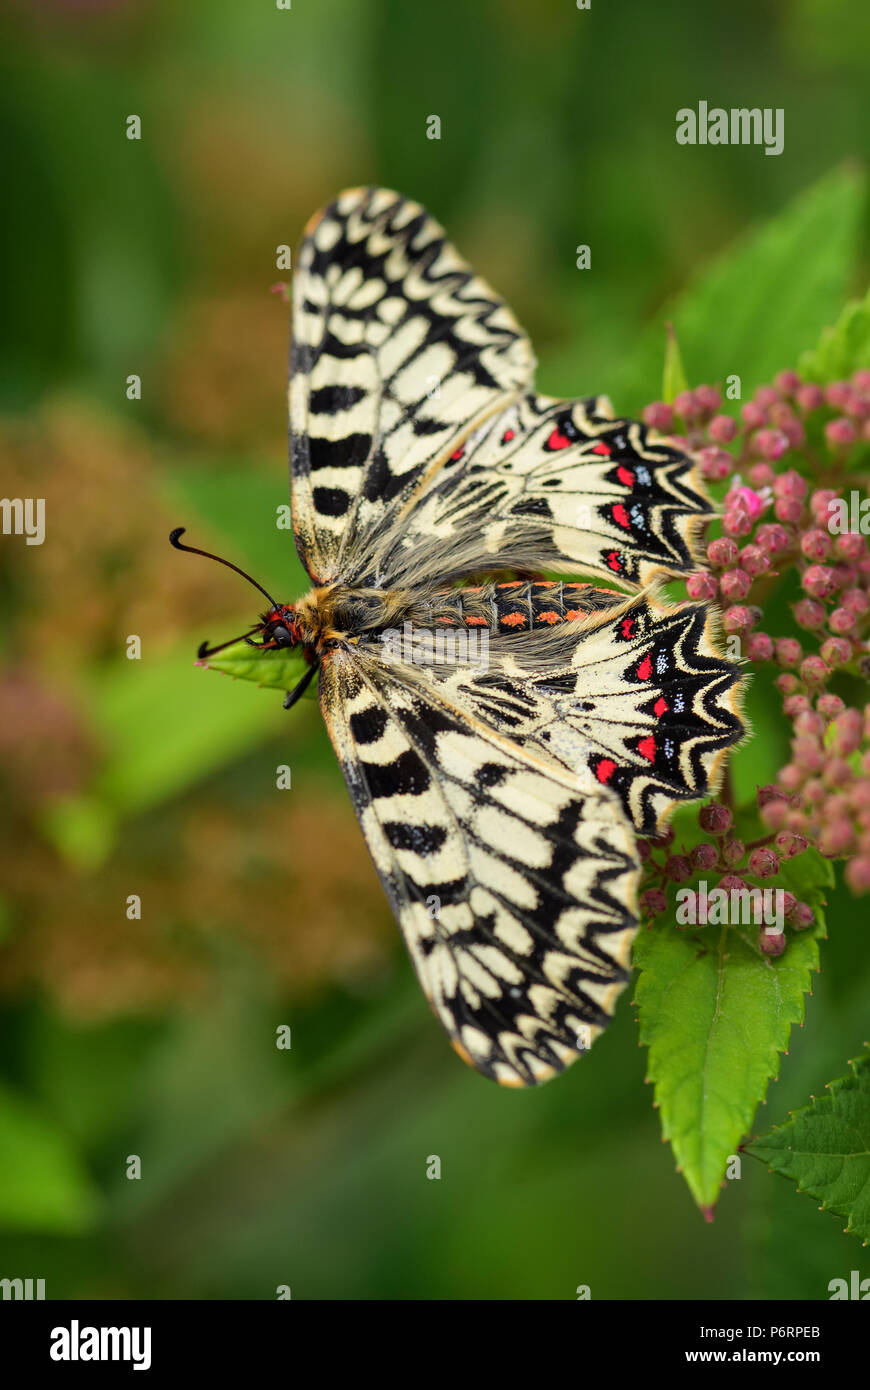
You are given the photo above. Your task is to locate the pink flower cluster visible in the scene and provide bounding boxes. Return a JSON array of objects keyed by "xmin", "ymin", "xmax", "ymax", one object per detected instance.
[{"xmin": 638, "ymin": 367, "xmax": 870, "ymax": 928}]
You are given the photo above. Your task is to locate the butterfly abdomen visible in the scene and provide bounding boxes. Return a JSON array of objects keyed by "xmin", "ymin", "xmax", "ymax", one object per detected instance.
[{"xmin": 415, "ymin": 580, "xmax": 625, "ymax": 635}]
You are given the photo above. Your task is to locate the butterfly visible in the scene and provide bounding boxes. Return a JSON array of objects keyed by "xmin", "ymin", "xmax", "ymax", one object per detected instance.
[{"xmin": 171, "ymin": 187, "xmax": 745, "ymax": 1086}]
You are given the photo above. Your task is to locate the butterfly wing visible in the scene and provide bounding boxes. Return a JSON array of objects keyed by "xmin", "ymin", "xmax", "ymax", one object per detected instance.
[
  {"xmin": 289, "ymin": 187, "xmax": 534, "ymax": 584},
  {"xmin": 417, "ymin": 586, "xmax": 746, "ymax": 836},
  {"xmin": 319, "ymin": 643, "xmax": 640, "ymax": 1086},
  {"xmin": 345, "ymin": 391, "xmax": 713, "ymax": 591}
]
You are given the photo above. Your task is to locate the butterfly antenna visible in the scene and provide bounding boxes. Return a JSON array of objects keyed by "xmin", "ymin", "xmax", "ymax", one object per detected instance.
[
  {"xmin": 196, "ymin": 629, "xmax": 265, "ymax": 661},
  {"xmin": 169, "ymin": 527, "xmax": 279, "ymax": 607}
]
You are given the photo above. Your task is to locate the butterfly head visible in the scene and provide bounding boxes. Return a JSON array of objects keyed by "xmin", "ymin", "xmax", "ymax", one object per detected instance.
[{"xmin": 169, "ymin": 528, "xmax": 301, "ymax": 659}]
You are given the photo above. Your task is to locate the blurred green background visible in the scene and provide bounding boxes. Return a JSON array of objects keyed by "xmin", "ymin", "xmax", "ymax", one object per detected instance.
[{"xmin": 1, "ymin": 0, "xmax": 869, "ymax": 1300}]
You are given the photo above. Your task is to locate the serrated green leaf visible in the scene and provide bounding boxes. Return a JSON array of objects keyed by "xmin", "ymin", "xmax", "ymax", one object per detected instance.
[
  {"xmin": 634, "ymin": 849, "xmax": 831, "ymax": 1212},
  {"xmin": 662, "ymin": 321, "xmax": 688, "ymax": 404},
  {"xmin": 746, "ymin": 1049, "xmax": 870, "ymax": 1245},
  {"xmin": 203, "ymin": 639, "xmax": 308, "ymax": 692},
  {"xmin": 799, "ymin": 286, "xmax": 870, "ymax": 383}
]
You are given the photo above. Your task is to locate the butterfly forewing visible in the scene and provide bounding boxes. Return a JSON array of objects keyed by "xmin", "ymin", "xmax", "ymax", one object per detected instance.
[{"xmin": 289, "ymin": 187, "xmax": 534, "ymax": 584}]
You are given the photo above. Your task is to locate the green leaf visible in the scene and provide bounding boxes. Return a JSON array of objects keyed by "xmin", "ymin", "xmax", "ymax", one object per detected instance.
[
  {"xmin": 662, "ymin": 321, "xmax": 688, "ymax": 404},
  {"xmin": 609, "ymin": 166, "xmax": 866, "ymax": 414},
  {"xmin": 203, "ymin": 639, "xmax": 308, "ymax": 692},
  {"xmin": 633, "ymin": 849, "xmax": 832, "ymax": 1212},
  {"xmin": 799, "ymin": 286, "xmax": 870, "ymax": 383},
  {"xmin": 746, "ymin": 1049, "xmax": 870, "ymax": 1246},
  {"xmin": 0, "ymin": 1082, "xmax": 99, "ymax": 1233}
]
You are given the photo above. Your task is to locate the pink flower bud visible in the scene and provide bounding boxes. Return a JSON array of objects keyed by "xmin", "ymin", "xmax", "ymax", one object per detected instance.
[
  {"xmin": 724, "ymin": 605, "xmax": 754, "ymax": 634},
  {"xmin": 825, "ymin": 417, "xmax": 856, "ymax": 447},
  {"xmin": 707, "ymin": 537, "xmax": 739, "ymax": 567},
  {"xmin": 800, "ymin": 529, "xmax": 832, "ymax": 561},
  {"xmin": 754, "ymin": 428, "xmax": 789, "ymax": 461},
  {"xmin": 852, "ymin": 370, "xmax": 870, "ymax": 391},
  {"xmin": 799, "ymin": 654, "xmax": 829, "ymax": 685},
  {"xmin": 746, "ymin": 632, "xmax": 774, "ymax": 660},
  {"xmin": 824, "ymin": 756, "xmax": 853, "ymax": 787},
  {"xmin": 709, "ymin": 414, "xmax": 737, "ymax": 443},
  {"xmin": 758, "ymin": 785, "xmax": 788, "ymax": 808},
  {"xmin": 637, "ymin": 838, "xmax": 652, "ymax": 861},
  {"xmin": 741, "ymin": 401, "xmax": 766, "ymax": 429},
  {"xmin": 794, "ymin": 710, "xmax": 824, "ymax": 736},
  {"xmin": 674, "ymin": 390, "xmax": 699, "ymax": 421},
  {"xmin": 686, "ymin": 570, "xmax": 718, "ymax": 601},
  {"xmin": 820, "ymin": 637, "xmax": 852, "ymax": 667},
  {"xmin": 695, "ymin": 384, "xmax": 722, "ymax": 414},
  {"xmin": 784, "ymin": 694, "xmax": 811, "ymax": 717},
  {"xmin": 775, "ymin": 833, "xmax": 808, "ymax": 859},
  {"xmin": 775, "ymin": 496, "xmax": 803, "ymax": 524},
  {"xmin": 803, "ymin": 778, "xmax": 825, "ymax": 805},
  {"xmin": 665, "ymin": 854, "xmax": 693, "ymax": 883},
  {"xmin": 779, "ymin": 763, "xmax": 803, "ymax": 791},
  {"xmin": 719, "ymin": 567, "xmax": 752, "ymax": 601},
  {"xmin": 748, "ymin": 463, "xmax": 775, "ymax": 487},
  {"xmin": 817, "ymin": 693, "xmax": 845, "ymax": 717},
  {"xmin": 845, "ymin": 392, "xmax": 870, "ymax": 420},
  {"xmin": 759, "ymin": 930, "xmax": 786, "ymax": 955},
  {"xmin": 643, "ymin": 402, "xmax": 674, "ymax": 431},
  {"xmin": 718, "ymin": 874, "xmax": 747, "ymax": 893},
  {"xmin": 781, "ymin": 890, "xmax": 798, "ymax": 916},
  {"xmin": 788, "ymin": 902, "xmax": 816, "ymax": 930},
  {"xmin": 846, "ymin": 857, "xmax": 870, "ymax": 893},
  {"xmin": 699, "ymin": 803, "xmax": 732, "ymax": 834},
  {"xmin": 739, "ymin": 544, "xmax": 770, "ymax": 577},
  {"xmin": 792, "ymin": 598, "xmax": 826, "ymax": 629},
  {"xmin": 691, "ymin": 842, "xmax": 718, "ymax": 869},
  {"xmin": 819, "ymin": 819, "xmax": 854, "ymax": 856},
  {"xmin": 829, "ymin": 606, "xmax": 856, "ymax": 635},
  {"xmin": 760, "ymin": 798, "xmax": 789, "ymax": 829},
  {"xmin": 698, "ymin": 446, "xmax": 733, "ymax": 481},
  {"xmin": 796, "ymin": 384, "xmax": 824, "ymax": 412},
  {"xmin": 802, "ymin": 564, "xmax": 838, "ymax": 599},
  {"xmin": 640, "ymin": 887, "xmax": 668, "ymax": 917},
  {"xmin": 774, "ymin": 370, "xmax": 801, "ymax": 394},
  {"xmin": 833, "ymin": 533, "xmax": 866, "ymax": 563},
  {"xmin": 755, "ymin": 522, "xmax": 790, "ymax": 554},
  {"xmin": 722, "ymin": 838, "xmax": 745, "ymax": 866},
  {"xmin": 810, "ymin": 489, "xmax": 840, "ymax": 525},
  {"xmin": 773, "ymin": 469, "xmax": 808, "ymax": 500},
  {"xmin": 833, "ymin": 707, "xmax": 863, "ymax": 755},
  {"xmin": 776, "ymin": 672, "xmax": 800, "ymax": 695},
  {"xmin": 842, "ymin": 587, "xmax": 870, "ymax": 615},
  {"xmin": 825, "ymin": 382, "xmax": 851, "ymax": 410},
  {"xmin": 775, "ymin": 637, "xmax": 802, "ymax": 667}
]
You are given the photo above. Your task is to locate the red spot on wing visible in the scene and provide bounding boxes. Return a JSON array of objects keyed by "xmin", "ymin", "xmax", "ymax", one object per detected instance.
[
  {"xmin": 606, "ymin": 551, "xmax": 624, "ymax": 573},
  {"xmin": 500, "ymin": 612, "xmax": 526, "ymax": 628},
  {"xmin": 616, "ymin": 465, "xmax": 635, "ymax": 487},
  {"xmin": 591, "ymin": 442, "xmax": 611, "ymax": 456},
  {"xmin": 547, "ymin": 427, "xmax": 571, "ymax": 450},
  {"xmin": 612, "ymin": 503, "xmax": 631, "ymax": 529},
  {"xmin": 620, "ymin": 618, "xmax": 635, "ymax": 639},
  {"xmin": 502, "ymin": 429, "xmax": 515, "ymax": 443},
  {"xmin": 465, "ymin": 615, "xmax": 487, "ymax": 626},
  {"xmin": 636, "ymin": 654, "xmax": 653, "ymax": 680},
  {"xmin": 537, "ymin": 610, "xmax": 561, "ymax": 624},
  {"xmin": 595, "ymin": 758, "xmax": 617, "ymax": 784},
  {"xmin": 638, "ymin": 736, "xmax": 657, "ymax": 763},
  {"xmin": 450, "ymin": 447, "xmax": 464, "ymax": 460},
  {"xmin": 654, "ymin": 696, "xmax": 668, "ymax": 716}
]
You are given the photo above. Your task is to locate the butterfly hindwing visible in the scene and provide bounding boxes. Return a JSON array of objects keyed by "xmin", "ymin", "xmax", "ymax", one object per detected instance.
[
  {"xmin": 350, "ymin": 392, "xmax": 712, "ymax": 590},
  {"xmin": 319, "ymin": 644, "xmax": 640, "ymax": 1086}
]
